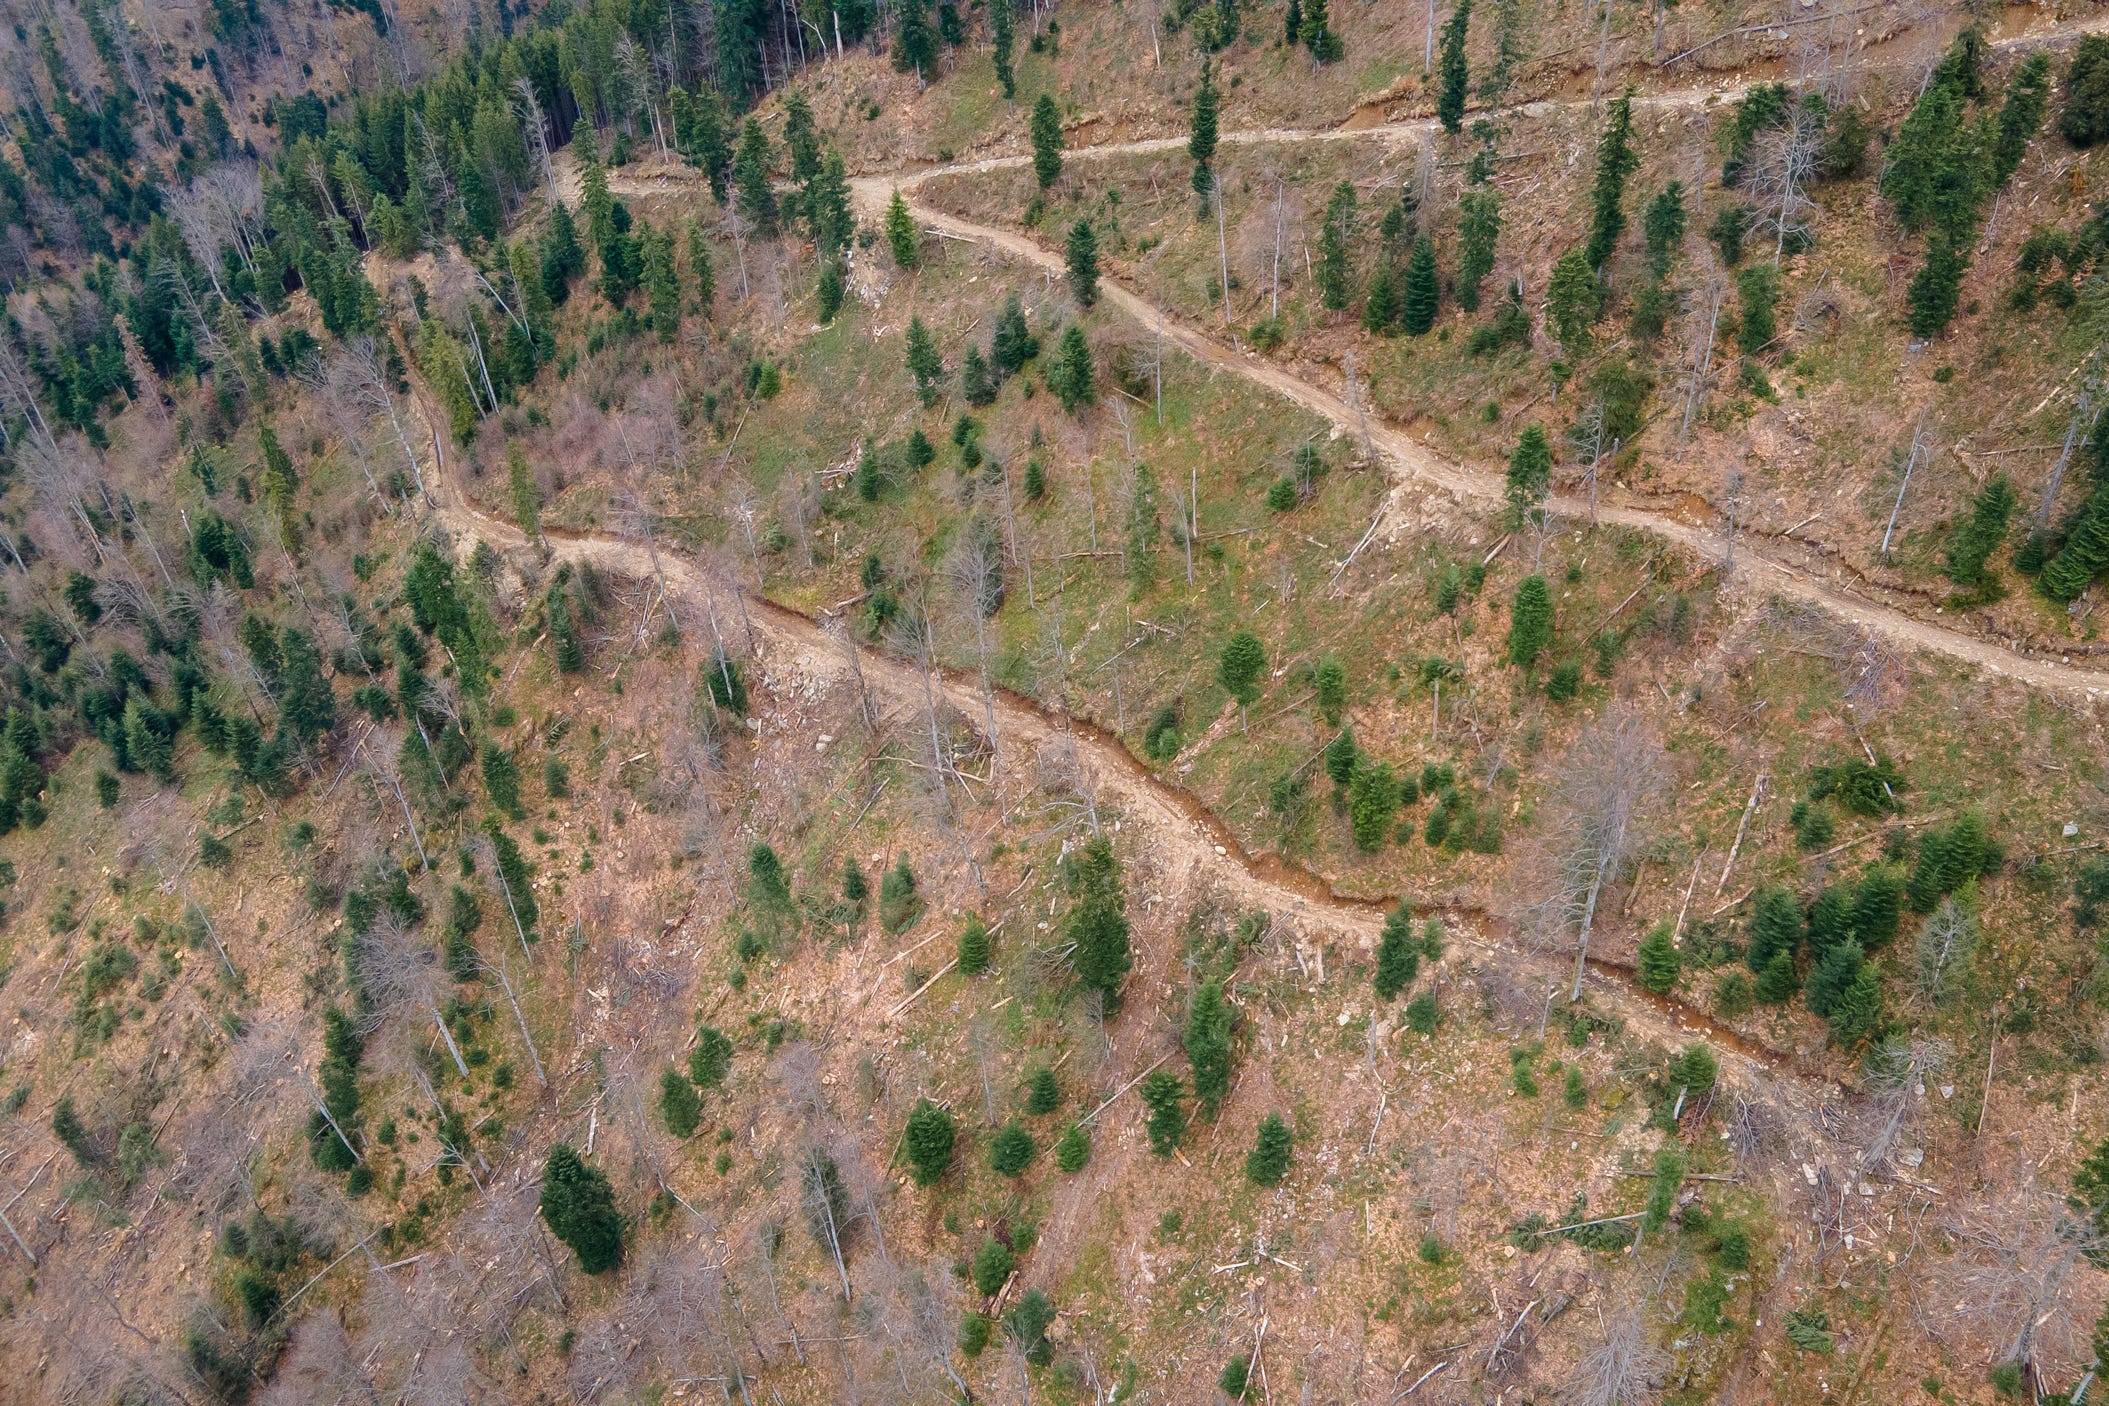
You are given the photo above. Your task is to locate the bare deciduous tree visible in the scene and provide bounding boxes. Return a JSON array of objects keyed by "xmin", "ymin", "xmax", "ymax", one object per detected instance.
[
  {"xmin": 1928, "ymin": 1182, "xmax": 2105, "ymax": 1391},
  {"xmin": 945, "ymin": 515, "xmax": 1005, "ymax": 760},
  {"xmin": 1912, "ymin": 897, "xmax": 1977, "ymax": 1009},
  {"xmin": 350, "ymin": 910, "xmax": 471, "ymax": 1080},
  {"xmin": 1514, "ymin": 707, "xmax": 1667, "ymax": 1000},
  {"xmin": 1854, "ymin": 1037, "xmax": 1949, "ymax": 1174},
  {"xmin": 1567, "ymin": 1295, "xmax": 1669, "ymax": 1406},
  {"xmin": 1746, "ymin": 97, "xmax": 1825, "ymax": 264}
]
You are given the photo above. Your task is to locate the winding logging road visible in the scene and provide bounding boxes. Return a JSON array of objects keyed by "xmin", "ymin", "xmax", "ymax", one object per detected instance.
[
  {"xmin": 450, "ymin": 27, "xmax": 2109, "ymax": 1090},
  {"xmin": 585, "ymin": 17, "xmax": 2109, "ymax": 702}
]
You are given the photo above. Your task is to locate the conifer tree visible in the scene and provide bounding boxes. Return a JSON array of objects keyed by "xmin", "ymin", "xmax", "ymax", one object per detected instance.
[
  {"xmin": 1054, "ymin": 1122, "xmax": 1090, "ymax": 1170},
  {"xmin": 1545, "ymin": 248, "xmax": 1599, "ymax": 356},
  {"xmin": 1185, "ymin": 979, "xmax": 1234, "ymax": 1118},
  {"xmin": 807, "ymin": 151, "xmax": 854, "ymax": 256},
  {"xmin": 541, "ymin": 202, "xmax": 583, "ymax": 305},
  {"xmin": 1025, "ymin": 1066, "xmax": 1060, "ymax": 1115},
  {"xmin": 659, "ymin": 1068, "xmax": 702, "ymax": 1137},
  {"xmin": 122, "ymin": 698, "xmax": 173, "ymax": 782},
  {"xmin": 957, "ymin": 914, "xmax": 992, "ymax": 974},
  {"xmin": 1299, "ymin": 0, "xmax": 1340, "ymax": 61},
  {"xmin": 816, "ymin": 257, "xmax": 846, "ymax": 323},
  {"xmin": 1314, "ymin": 655, "xmax": 1346, "ymax": 721},
  {"xmin": 1754, "ymin": 948, "xmax": 1799, "ymax": 1003},
  {"xmin": 1362, "ymin": 267, "xmax": 1401, "ymax": 335},
  {"xmin": 1642, "ymin": 183, "xmax": 1687, "ymax": 280},
  {"xmin": 1031, "ymin": 95, "xmax": 1064, "ymax": 188},
  {"xmin": 642, "ymin": 225, "xmax": 681, "ymax": 342},
  {"xmin": 1245, "ymin": 1113, "xmax": 1293, "ymax": 1186},
  {"xmin": 1881, "ymin": 53, "xmax": 1976, "ymax": 236},
  {"xmin": 1943, "ymin": 474, "xmax": 2016, "ymax": 587},
  {"xmin": 1455, "ymin": 186, "xmax": 1502, "ymax": 311},
  {"xmin": 1065, "ymin": 220, "xmax": 1100, "ymax": 306},
  {"xmin": 992, "ymin": 0, "xmax": 1016, "ymax": 98},
  {"xmin": 2062, "ymin": 36, "xmax": 2109, "ymax": 147},
  {"xmin": 1991, "ymin": 52, "xmax": 2053, "ymax": 186},
  {"xmin": 1140, "ymin": 1069, "xmax": 1187, "ymax": 1154},
  {"xmin": 748, "ymin": 842, "xmax": 793, "ymax": 912},
  {"xmin": 1218, "ymin": 631, "xmax": 1266, "ymax": 709},
  {"xmin": 886, "ymin": 189, "xmax": 920, "ymax": 269},
  {"xmin": 2041, "ymin": 493, "xmax": 2109, "ymax": 603},
  {"xmin": 1585, "ymin": 90, "xmax": 1639, "ymax": 271},
  {"xmin": 1736, "ymin": 263, "xmax": 1778, "ymax": 356},
  {"xmin": 895, "ymin": 0, "xmax": 937, "ymax": 76},
  {"xmin": 1374, "ymin": 903, "xmax": 1421, "ymax": 999},
  {"xmin": 1349, "ymin": 760, "xmax": 1398, "ymax": 851},
  {"xmin": 540, "ymin": 1143, "xmax": 622, "ymax": 1273},
  {"xmin": 1803, "ymin": 939, "xmax": 1864, "ymax": 1019},
  {"xmin": 485, "ymin": 821, "xmax": 539, "ymax": 936},
  {"xmin": 1048, "ymin": 323, "xmax": 1096, "ymax": 412},
  {"xmin": 275, "ymin": 630, "xmax": 337, "ymax": 748},
  {"xmin": 904, "ymin": 1098, "xmax": 957, "ymax": 1185},
  {"xmin": 689, "ymin": 1025, "xmax": 733, "ymax": 1088},
  {"xmin": 508, "ymin": 448, "xmax": 541, "ymax": 538},
  {"xmin": 992, "ymin": 293, "xmax": 1040, "ymax": 373},
  {"xmin": 1825, "ymin": 964, "xmax": 1884, "ymax": 1047},
  {"xmin": 1401, "ymin": 236, "xmax": 1440, "ymax": 335},
  {"xmin": 1436, "ymin": 0, "xmax": 1472, "ymax": 134},
  {"xmin": 905, "ymin": 316, "xmax": 945, "ymax": 406},
  {"xmin": 1906, "ymin": 235, "xmax": 1968, "ymax": 338},
  {"xmin": 1066, "ymin": 835, "xmax": 1132, "ymax": 1005},
  {"xmin": 990, "ymin": 1123, "xmax": 1035, "ymax": 1175},
  {"xmin": 1506, "ymin": 574, "xmax": 1553, "ymax": 669},
  {"xmin": 1190, "ymin": 66, "xmax": 1221, "ymax": 196},
  {"xmin": 971, "ymin": 1237, "xmax": 1013, "ymax": 1297},
  {"xmin": 1324, "ymin": 727, "xmax": 1358, "ymax": 789},
  {"xmin": 732, "ymin": 119, "xmax": 777, "ymax": 235},
  {"xmin": 880, "ymin": 857, "xmax": 922, "ymax": 932},
  {"xmin": 1636, "ymin": 922, "xmax": 1681, "ymax": 994},
  {"xmin": 1316, "ymin": 182, "xmax": 1357, "ymax": 310},
  {"xmin": 480, "ymin": 739, "xmax": 524, "ymax": 818},
  {"xmin": 1504, "ymin": 425, "xmax": 1552, "ymax": 528},
  {"xmin": 962, "ymin": 346, "xmax": 997, "ymax": 405},
  {"xmin": 686, "ymin": 222, "xmax": 716, "ymax": 317},
  {"xmin": 1745, "ymin": 885, "xmax": 1802, "ymax": 972}
]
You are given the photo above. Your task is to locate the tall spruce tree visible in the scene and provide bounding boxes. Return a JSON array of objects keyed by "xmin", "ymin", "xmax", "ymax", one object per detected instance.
[
  {"xmin": 1066, "ymin": 220, "xmax": 1100, "ymax": 306},
  {"xmin": 732, "ymin": 119, "xmax": 777, "ymax": 235},
  {"xmin": 540, "ymin": 1144, "xmax": 622, "ymax": 1273},
  {"xmin": 1943, "ymin": 474, "xmax": 2016, "ymax": 587},
  {"xmin": 1316, "ymin": 181, "xmax": 1357, "ymax": 310},
  {"xmin": 1584, "ymin": 90, "xmax": 1640, "ymax": 271},
  {"xmin": 1545, "ymin": 247, "xmax": 1600, "ymax": 356},
  {"xmin": 1190, "ymin": 66, "xmax": 1221, "ymax": 197},
  {"xmin": 992, "ymin": 0, "xmax": 1016, "ymax": 98},
  {"xmin": 1400, "ymin": 236, "xmax": 1440, "ymax": 335},
  {"xmin": 1455, "ymin": 185, "xmax": 1502, "ymax": 311},
  {"xmin": 1374, "ymin": 903, "xmax": 1421, "ymax": 999},
  {"xmin": 905, "ymin": 316, "xmax": 945, "ymax": 406},
  {"xmin": 1065, "ymin": 835, "xmax": 1132, "ymax": 1007},
  {"xmin": 1048, "ymin": 323, "xmax": 1096, "ymax": 412},
  {"xmin": 886, "ymin": 190, "xmax": 920, "ymax": 269},
  {"xmin": 1504, "ymin": 425, "xmax": 1552, "ymax": 527},
  {"xmin": 1031, "ymin": 95, "xmax": 1065, "ymax": 188},
  {"xmin": 1506, "ymin": 574, "xmax": 1553, "ymax": 669},
  {"xmin": 1185, "ymin": 980, "xmax": 1234, "ymax": 1119},
  {"xmin": 1437, "ymin": 0, "xmax": 1472, "ymax": 134}
]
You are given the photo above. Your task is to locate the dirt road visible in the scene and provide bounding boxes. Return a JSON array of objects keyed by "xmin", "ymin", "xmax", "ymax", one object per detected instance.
[
  {"xmin": 853, "ymin": 182, "xmax": 2109, "ymax": 702},
  {"xmin": 582, "ymin": 21, "xmax": 2109, "ymax": 705}
]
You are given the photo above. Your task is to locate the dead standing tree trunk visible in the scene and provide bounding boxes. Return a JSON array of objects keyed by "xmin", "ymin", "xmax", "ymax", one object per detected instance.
[{"xmin": 1514, "ymin": 707, "xmax": 1667, "ymax": 1002}]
